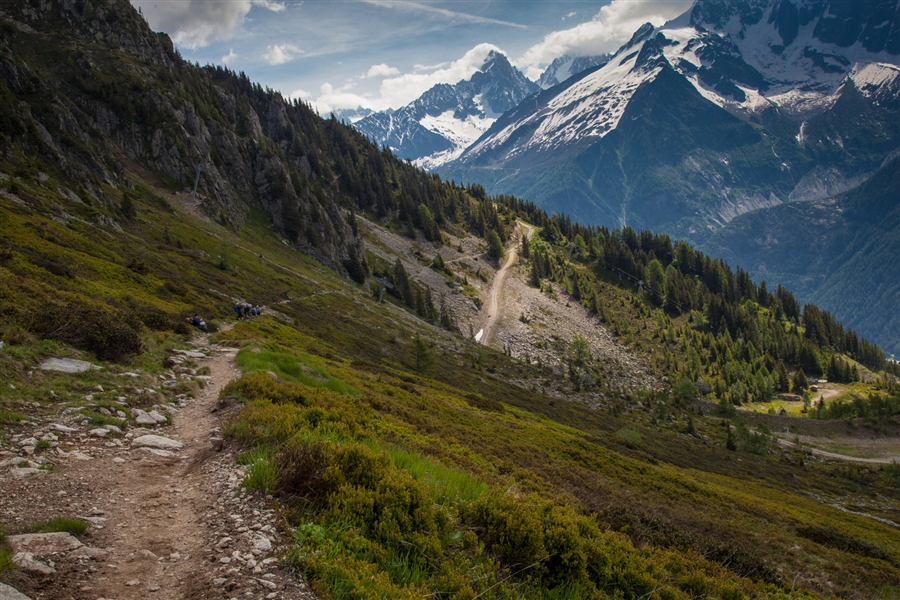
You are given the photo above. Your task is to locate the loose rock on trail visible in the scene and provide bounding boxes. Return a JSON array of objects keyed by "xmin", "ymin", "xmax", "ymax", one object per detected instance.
[{"xmin": 0, "ymin": 330, "xmax": 320, "ymax": 600}]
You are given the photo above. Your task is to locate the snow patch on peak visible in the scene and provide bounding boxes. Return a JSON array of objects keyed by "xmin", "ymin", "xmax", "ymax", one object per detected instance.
[
  {"xmin": 850, "ymin": 62, "xmax": 900, "ymax": 96},
  {"xmin": 469, "ymin": 47, "xmax": 665, "ymax": 159}
]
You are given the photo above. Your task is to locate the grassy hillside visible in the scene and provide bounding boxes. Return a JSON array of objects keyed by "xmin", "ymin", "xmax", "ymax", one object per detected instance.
[{"xmin": 2, "ymin": 161, "xmax": 900, "ymax": 598}]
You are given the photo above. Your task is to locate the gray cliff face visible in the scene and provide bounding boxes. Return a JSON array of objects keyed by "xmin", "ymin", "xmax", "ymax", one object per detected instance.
[{"xmin": 0, "ymin": 0, "xmax": 364, "ymax": 273}]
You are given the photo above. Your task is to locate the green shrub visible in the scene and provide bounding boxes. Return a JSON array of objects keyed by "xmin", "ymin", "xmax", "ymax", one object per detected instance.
[
  {"xmin": 797, "ymin": 525, "xmax": 897, "ymax": 566},
  {"xmin": 28, "ymin": 300, "xmax": 142, "ymax": 362}
]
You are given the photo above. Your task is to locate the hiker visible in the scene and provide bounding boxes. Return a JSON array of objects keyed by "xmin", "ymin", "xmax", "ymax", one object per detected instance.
[
  {"xmin": 242, "ymin": 304, "xmax": 252, "ymax": 319},
  {"xmin": 188, "ymin": 314, "xmax": 208, "ymax": 332},
  {"xmin": 254, "ymin": 304, "xmax": 262, "ymax": 316},
  {"xmin": 233, "ymin": 303, "xmax": 243, "ymax": 320}
]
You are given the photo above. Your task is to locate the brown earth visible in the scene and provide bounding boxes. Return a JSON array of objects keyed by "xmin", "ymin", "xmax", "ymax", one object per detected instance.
[{"xmin": 0, "ymin": 329, "xmax": 320, "ymax": 600}]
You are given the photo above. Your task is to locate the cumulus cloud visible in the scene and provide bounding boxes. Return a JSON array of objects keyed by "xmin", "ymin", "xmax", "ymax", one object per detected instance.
[
  {"xmin": 378, "ymin": 43, "xmax": 503, "ymax": 108},
  {"xmin": 222, "ymin": 49, "xmax": 238, "ymax": 65},
  {"xmin": 364, "ymin": 64, "xmax": 401, "ymax": 79},
  {"xmin": 518, "ymin": 0, "xmax": 693, "ymax": 70},
  {"xmin": 263, "ymin": 43, "xmax": 303, "ymax": 65},
  {"xmin": 131, "ymin": 0, "xmax": 284, "ymax": 49},
  {"xmin": 308, "ymin": 82, "xmax": 372, "ymax": 116}
]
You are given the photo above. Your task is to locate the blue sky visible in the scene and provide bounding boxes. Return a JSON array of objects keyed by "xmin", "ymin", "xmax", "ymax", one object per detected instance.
[{"xmin": 131, "ymin": 0, "xmax": 693, "ymax": 113}]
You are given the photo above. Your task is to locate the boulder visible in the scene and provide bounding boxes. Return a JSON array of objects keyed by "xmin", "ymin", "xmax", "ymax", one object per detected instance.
[
  {"xmin": 0, "ymin": 582, "xmax": 33, "ymax": 600},
  {"xmin": 8, "ymin": 532, "xmax": 83, "ymax": 556}
]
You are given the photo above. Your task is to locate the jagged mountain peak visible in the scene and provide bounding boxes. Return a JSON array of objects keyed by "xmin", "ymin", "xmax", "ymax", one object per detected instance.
[
  {"xmin": 353, "ymin": 50, "xmax": 537, "ymax": 169},
  {"xmin": 690, "ymin": 0, "xmax": 900, "ymax": 55},
  {"xmin": 537, "ymin": 54, "xmax": 610, "ymax": 89}
]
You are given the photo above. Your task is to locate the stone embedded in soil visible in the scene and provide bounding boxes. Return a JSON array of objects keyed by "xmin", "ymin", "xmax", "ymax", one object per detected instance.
[
  {"xmin": 170, "ymin": 349, "xmax": 207, "ymax": 359},
  {"xmin": 131, "ymin": 434, "xmax": 184, "ymax": 450},
  {"xmin": 89, "ymin": 428, "xmax": 109, "ymax": 437},
  {"xmin": 68, "ymin": 546, "xmax": 108, "ymax": 560},
  {"xmin": 134, "ymin": 409, "xmax": 158, "ymax": 426},
  {"xmin": 148, "ymin": 410, "xmax": 168, "ymax": 424},
  {"xmin": 8, "ymin": 532, "xmax": 84, "ymax": 555},
  {"xmin": 0, "ymin": 581, "xmax": 33, "ymax": 600},
  {"xmin": 50, "ymin": 424, "xmax": 78, "ymax": 433},
  {"xmin": 8, "ymin": 468, "xmax": 43, "ymax": 478},
  {"xmin": 11, "ymin": 552, "xmax": 55, "ymax": 576},
  {"xmin": 252, "ymin": 535, "xmax": 272, "ymax": 552},
  {"xmin": 132, "ymin": 447, "xmax": 177, "ymax": 458},
  {"xmin": 37, "ymin": 358, "xmax": 100, "ymax": 373}
]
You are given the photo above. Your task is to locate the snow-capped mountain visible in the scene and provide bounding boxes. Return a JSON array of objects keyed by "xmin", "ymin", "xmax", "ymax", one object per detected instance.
[
  {"xmin": 353, "ymin": 51, "xmax": 539, "ymax": 169},
  {"xmin": 537, "ymin": 54, "xmax": 609, "ymax": 89},
  {"xmin": 441, "ymin": 0, "xmax": 900, "ymax": 233},
  {"xmin": 331, "ymin": 106, "xmax": 373, "ymax": 123}
]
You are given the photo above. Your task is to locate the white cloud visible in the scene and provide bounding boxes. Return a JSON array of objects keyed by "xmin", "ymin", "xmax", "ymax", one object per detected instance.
[
  {"xmin": 222, "ymin": 49, "xmax": 238, "ymax": 65},
  {"xmin": 263, "ymin": 43, "xmax": 303, "ymax": 65},
  {"xmin": 309, "ymin": 82, "xmax": 373, "ymax": 116},
  {"xmin": 564, "ymin": 12, "xmax": 577, "ymax": 20},
  {"xmin": 251, "ymin": 0, "xmax": 286, "ymax": 12},
  {"xmin": 517, "ymin": 0, "xmax": 693, "ymax": 70},
  {"xmin": 131, "ymin": 0, "xmax": 285, "ymax": 49},
  {"xmin": 288, "ymin": 89, "xmax": 311, "ymax": 101},
  {"xmin": 414, "ymin": 62, "xmax": 449, "ymax": 72},
  {"xmin": 378, "ymin": 43, "xmax": 503, "ymax": 108},
  {"xmin": 364, "ymin": 64, "xmax": 401, "ymax": 79}
]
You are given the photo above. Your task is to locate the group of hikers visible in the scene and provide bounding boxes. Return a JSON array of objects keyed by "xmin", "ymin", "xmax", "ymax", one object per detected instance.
[
  {"xmin": 234, "ymin": 302, "xmax": 262, "ymax": 320},
  {"xmin": 186, "ymin": 301, "xmax": 264, "ymax": 333}
]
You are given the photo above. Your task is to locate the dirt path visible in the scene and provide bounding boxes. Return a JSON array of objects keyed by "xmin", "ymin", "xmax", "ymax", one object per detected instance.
[
  {"xmin": 481, "ymin": 223, "xmax": 533, "ymax": 347},
  {"xmin": 777, "ymin": 437, "xmax": 900, "ymax": 464},
  {"xmin": 86, "ymin": 332, "xmax": 241, "ymax": 599},
  {"xmin": 1, "ymin": 328, "xmax": 318, "ymax": 600}
]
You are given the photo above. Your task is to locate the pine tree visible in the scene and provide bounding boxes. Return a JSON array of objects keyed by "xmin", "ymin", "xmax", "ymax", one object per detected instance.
[{"xmin": 120, "ymin": 191, "xmax": 136, "ymax": 220}]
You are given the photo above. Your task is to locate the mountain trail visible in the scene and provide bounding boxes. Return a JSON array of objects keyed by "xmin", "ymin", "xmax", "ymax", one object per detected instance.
[
  {"xmin": 776, "ymin": 437, "xmax": 900, "ymax": 464},
  {"xmin": 1, "ymin": 326, "xmax": 319, "ymax": 600},
  {"xmin": 481, "ymin": 223, "xmax": 534, "ymax": 346}
]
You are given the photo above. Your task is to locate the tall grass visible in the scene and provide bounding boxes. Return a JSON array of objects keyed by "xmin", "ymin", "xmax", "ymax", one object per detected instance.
[
  {"xmin": 237, "ymin": 348, "xmax": 358, "ymax": 395},
  {"xmin": 386, "ymin": 447, "xmax": 487, "ymax": 504},
  {"xmin": 237, "ymin": 446, "xmax": 277, "ymax": 493},
  {"xmin": 21, "ymin": 516, "xmax": 89, "ymax": 536}
]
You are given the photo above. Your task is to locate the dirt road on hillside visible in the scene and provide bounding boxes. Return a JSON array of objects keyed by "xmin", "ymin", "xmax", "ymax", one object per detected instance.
[
  {"xmin": 1, "ymin": 327, "xmax": 318, "ymax": 600},
  {"xmin": 481, "ymin": 223, "xmax": 534, "ymax": 347},
  {"xmin": 777, "ymin": 437, "xmax": 900, "ymax": 464}
]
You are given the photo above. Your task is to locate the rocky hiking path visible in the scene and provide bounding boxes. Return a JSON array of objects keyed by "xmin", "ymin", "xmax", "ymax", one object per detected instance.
[
  {"xmin": 481, "ymin": 223, "xmax": 534, "ymax": 347},
  {"xmin": 1, "ymin": 330, "xmax": 319, "ymax": 600}
]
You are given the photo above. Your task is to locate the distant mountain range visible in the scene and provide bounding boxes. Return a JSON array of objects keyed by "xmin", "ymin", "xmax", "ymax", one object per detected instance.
[
  {"xmin": 430, "ymin": 0, "xmax": 900, "ymax": 356},
  {"xmin": 349, "ymin": 0, "xmax": 900, "ymax": 354},
  {"xmin": 442, "ymin": 0, "xmax": 900, "ymax": 233},
  {"xmin": 353, "ymin": 51, "xmax": 538, "ymax": 170}
]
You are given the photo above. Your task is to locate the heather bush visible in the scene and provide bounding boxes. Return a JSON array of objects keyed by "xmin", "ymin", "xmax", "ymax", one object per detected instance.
[{"xmin": 28, "ymin": 300, "xmax": 142, "ymax": 361}]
